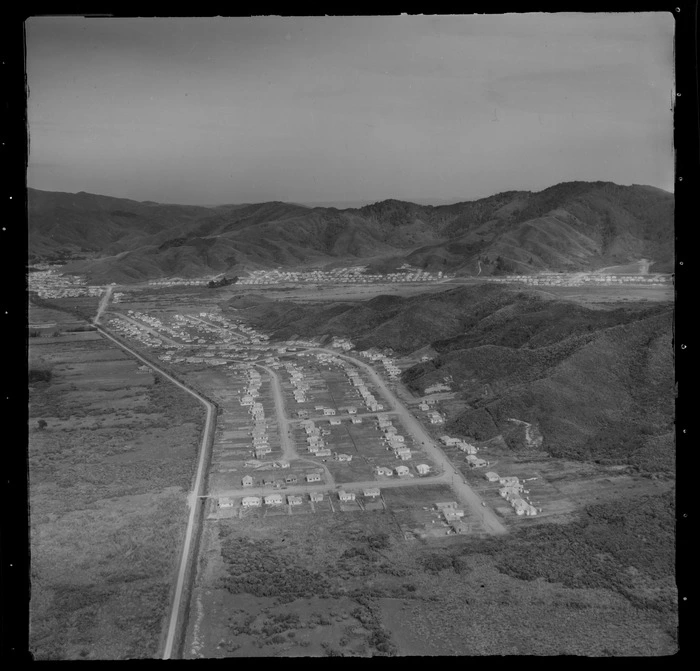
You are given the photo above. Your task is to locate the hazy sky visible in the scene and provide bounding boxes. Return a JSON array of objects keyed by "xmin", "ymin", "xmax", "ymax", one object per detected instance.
[{"xmin": 26, "ymin": 14, "xmax": 674, "ymax": 206}]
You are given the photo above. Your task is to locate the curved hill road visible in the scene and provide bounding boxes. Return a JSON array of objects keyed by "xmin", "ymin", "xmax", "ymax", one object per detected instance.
[
  {"xmin": 95, "ymin": 325, "xmax": 216, "ymax": 659},
  {"xmin": 309, "ymin": 348, "xmax": 507, "ymax": 535},
  {"xmin": 93, "ymin": 285, "xmax": 113, "ymax": 324}
]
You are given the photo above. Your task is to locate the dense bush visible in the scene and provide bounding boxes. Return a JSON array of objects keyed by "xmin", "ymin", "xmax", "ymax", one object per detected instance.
[
  {"xmin": 220, "ymin": 537, "xmax": 332, "ymax": 598},
  {"xmin": 457, "ymin": 491, "xmax": 676, "ymax": 614}
]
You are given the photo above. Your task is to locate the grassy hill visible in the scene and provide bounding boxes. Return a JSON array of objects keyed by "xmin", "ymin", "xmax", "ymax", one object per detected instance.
[
  {"xmin": 29, "ymin": 181, "xmax": 673, "ymax": 282},
  {"xmin": 239, "ymin": 284, "xmax": 674, "ymax": 473}
]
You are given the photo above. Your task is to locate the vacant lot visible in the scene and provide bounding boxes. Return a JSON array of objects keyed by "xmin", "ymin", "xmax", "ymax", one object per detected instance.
[{"xmin": 29, "ymin": 335, "xmax": 205, "ymax": 660}]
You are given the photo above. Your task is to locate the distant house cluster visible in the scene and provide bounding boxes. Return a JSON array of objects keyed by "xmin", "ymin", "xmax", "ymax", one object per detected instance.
[
  {"xmin": 146, "ymin": 276, "xmax": 213, "ymax": 287},
  {"xmin": 485, "ymin": 272, "xmax": 671, "ymax": 287},
  {"xmin": 237, "ymin": 265, "xmax": 450, "ymax": 285},
  {"xmin": 28, "ymin": 269, "xmax": 104, "ymax": 299}
]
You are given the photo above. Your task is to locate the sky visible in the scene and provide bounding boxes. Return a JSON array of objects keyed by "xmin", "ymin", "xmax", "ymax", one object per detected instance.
[{"xmin": 26, "ymin": 14, "xmax": 675, "ymax": 207}]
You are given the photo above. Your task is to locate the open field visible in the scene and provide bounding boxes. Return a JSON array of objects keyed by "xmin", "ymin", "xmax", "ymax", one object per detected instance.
[
  {"xmin": 28, "ymin": 334, "xmax": 205, "ymax": 660},
  {"xmin": 445, "ymin": 278, "xmax": 673, "ymax": 308}
]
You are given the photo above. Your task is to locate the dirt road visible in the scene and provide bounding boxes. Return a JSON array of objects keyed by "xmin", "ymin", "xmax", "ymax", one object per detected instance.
[
  {"xmin": 93, "ymin": 285, "xmax": 113, "ymax": 324},
  {"xmin": 310, "ymin": 348, "xmax": 507, "ymax": 535},
  {"xmin": 255, "ymin": 363, "xmax": 297, "ymax": 463},
  {"xmin": 95, "ymin": 325, "xmax": 217, "ymax": 659}
]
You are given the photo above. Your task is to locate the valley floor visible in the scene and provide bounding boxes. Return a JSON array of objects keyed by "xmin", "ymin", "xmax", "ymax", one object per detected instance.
[{"xmin": 27, "ymin": 280, "xmax": 677, "ymax": 658}]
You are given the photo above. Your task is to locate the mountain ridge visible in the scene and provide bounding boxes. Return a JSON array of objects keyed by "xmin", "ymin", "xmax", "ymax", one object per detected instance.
[{"xmin": 28, "ymin": 181, "xmax": 673, "ymax": 282}]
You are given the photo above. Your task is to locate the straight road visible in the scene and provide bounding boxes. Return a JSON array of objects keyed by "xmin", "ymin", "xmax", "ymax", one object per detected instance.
[
  {"xmin": 95, "ymin": 325, "xmax": 217, "ymax": 659},
  {"xmin": 215, "ymin": 471, "xmax": 452, "ymax": 499},
  {"xmin": 255, "ymin": 363, "xmax": 297, "ymax": 462},
  {"xmin": 310, "ymin": 348, "xmax": 507, "ymax": 535}
]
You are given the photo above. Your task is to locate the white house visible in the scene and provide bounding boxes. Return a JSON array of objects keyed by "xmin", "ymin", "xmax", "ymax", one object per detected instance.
[
  {"xmin": 485, "ymin": 471, "xmax": 500, "ymax": 482},
  {"xmin": 241, "ymin": 496, "xmax": 262, "ymax": 508},
  {"xmin": 363, "ymin": 488, "xmax": 380, "ymax": 498},
  {"xmin": 416, "ymin": 463, "xmax": 431, "ymax": 475},
  {"xmin": 395, "ymin": 465, "xmax": 410, "ymax": 476},
  {"xmin": 443, "ymin": 509, "xmax": 465, "ymax": 522},
  {"xmin": 323, "ymin": 408, "xmax": 336, "ymax": 416},
  {"xmin": 310, "ymin": 492, "xmax": 324, "ymax": 502},
  {"xmin": 287, "ymin": 495, "xmax": 303, "ymax": 506},
  {"xmin": 330, "ymin": 418, "xmax": 341, "ymax": 425},
  {"xmin": 306, "ymin": 472, "xmax": 322, "ymax": 482},
  {"xmin": 466, "ymin": 455, "xmax": 487, "ymax": 468},
  {"xmin": 351, "ymin": 417, "xmax": 363, "ymax": 424},
  {"xmin": 264, "ymin": 494, "xmax": 284, "ymax": 506},
  {"xmin": 241, "ymin": 475, "xmax": 254, "ymax": 487},
  {"xmin": 457, "ymin": 442, "xmax": 477, "ymax": 454},
  {"xmin": 375, "ymin": 466, "xmax": 393, "ymax": 476},
  {"xmin": 338, "ymin": 490, "xmax": 356, "ymax": 502},
  {"xmin": 336, "ymin": 453, "xmax": 353, "ymax": 462},
  {"xmin": 218, "ymin": 497, "xmax": 234, "ymax": 509}
]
